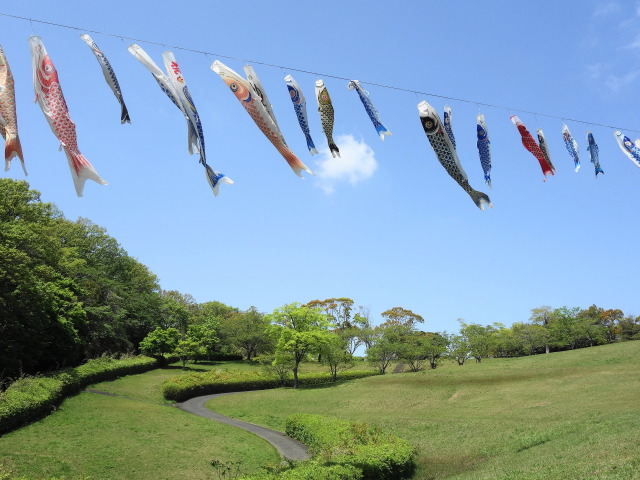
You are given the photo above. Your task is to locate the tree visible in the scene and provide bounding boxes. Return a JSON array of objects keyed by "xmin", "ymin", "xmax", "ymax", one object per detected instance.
[
  {"xmin": 0, "ymin": 180, "xmax": 86, "ymax": 379},
  {"xmin": 599, "ymin": 308, "xmax": 624, "ymax": 343},
  {"xmin": 186, "ymin": 322, "xmax": 219, "ymax": 361},
  {"xmin": 367, "ymin": 322, "xmax": 413, "ymax": 374},
  {"xmin": 422, "ymin": 332, "xmax": 449, "ymax": 369},
  {"xmin": 267, "ymin": 303, "xmax": 332, "ymax": 388},
  {"xmin": 139, "ymin": 327, "xmax": 181, "ymax": 366},
  {"xmin": 305, "ymin": 298, "xmax": 354, "ymax": 329},
  {"xmin": 448, "ymin": 334, "xmax": 470, "ymax": 365},
  {"xmin": 354, "ymin": 306, "xmax": 375, "ymax": 352},
  {"xmin": 529, "ymin": 306, "xmax": 553, "ymax": 353},
  {"xmin": 305, "ymin": 298, "xmax": 365, "ymax": 356},
  {"xmin": 459, "ymin": 321, "xmax": 495, "ymax": 362},
  {"xmin": 218, "ymin": 307, "xmax": 272, "ymax": 360},
  {"xmin": 320, "ymin": 334, "xmax": 354, "ymax": 381},
  {"xmin": 380, "ymin": 307, "xmax": 424, "ymax": 328},
  {"xmin": 511, "ymin": 322, "xmax": 550, "ymax": 355},
  {"xmin": 159, "ymin": 290, "xmax": 196, "ymax": 335},
  {"xmin": 619, "ymin": 314, "xmax": 640, "ymax": 340},
  {"xmin": 174, "ymin": 338, "xmax": 205, "ymax": 368}
]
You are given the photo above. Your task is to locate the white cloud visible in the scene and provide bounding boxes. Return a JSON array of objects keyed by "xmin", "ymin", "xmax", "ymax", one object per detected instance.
[
  {"xmin": 585, "ymin": 63, "xmax": 605, "ymax": 80},
  {"xmin": 313, "ymin": 134, "xmax": 378, "ymax": 194},
  {"xmin": 624, "ymin": 33, "xmax": 640, "ymax": 49},
  {"xmin": 593, "ymin": 1, "xmax": 621, "ymax": 17},
  {"xmin": 605, "ymin": 71, "xmax": 640, "ymax": 91}
]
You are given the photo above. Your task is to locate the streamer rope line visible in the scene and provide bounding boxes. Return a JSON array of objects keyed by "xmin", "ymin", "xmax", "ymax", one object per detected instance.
[{"xmin": 2, "ymin": 11, "xmax": 639, "ymax": 134}]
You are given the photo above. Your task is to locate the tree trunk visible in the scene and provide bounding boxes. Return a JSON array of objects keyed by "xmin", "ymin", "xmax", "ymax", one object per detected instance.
[
  {"xmin": 545, "ymin": 345, "xmax": 550, "ymax": 354},
  {"xmin": 293, "ymin": 363, "xmax": 299, "ymax": 388}
]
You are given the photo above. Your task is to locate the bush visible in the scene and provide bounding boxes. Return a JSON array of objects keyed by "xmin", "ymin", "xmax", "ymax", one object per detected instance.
[
  {"xmin": 240, "ymin": 462, "xmax": 363, "ymax": 480},
  {"xmin": 0, "ymin": 355, "xmax": 158, "ymax": 434},
  {"xmin": 284, "ymin": 414, "xmax": 415, "ymax": 480},
  {"xmin": 161, "ymin": 370, "xmax": 379, "ymax": 402}
]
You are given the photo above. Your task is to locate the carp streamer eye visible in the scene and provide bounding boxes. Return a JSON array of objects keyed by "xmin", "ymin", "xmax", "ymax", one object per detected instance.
[
  {"xmin": 230, "ymin": 83, "xmax": 238, "ymax": 92},
  {"xmin": 44, "ymin": 65, "xmax": 53, "ymax": 73}
]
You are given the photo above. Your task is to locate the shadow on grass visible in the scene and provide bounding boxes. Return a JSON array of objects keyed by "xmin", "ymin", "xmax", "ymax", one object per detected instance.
[
  {"xmin": 298, "ymin": 380, "xmax": 353, "ymax": 390},
  {"xmin": 163, "ymin": 365, "xmax": 209, "ymax": 372}
]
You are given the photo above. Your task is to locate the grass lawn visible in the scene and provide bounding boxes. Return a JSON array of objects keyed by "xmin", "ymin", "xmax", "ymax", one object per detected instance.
[
  {"xmin": 0, "ymin": 361, "xmax": 281, "ymax": 480},
  {"xmin": 0, "ymin": 358, "xmax": 374, "ymax": 479},
  {"xmin": 206, "ymin": 342, "xmax": 640, "ymax": 479}
]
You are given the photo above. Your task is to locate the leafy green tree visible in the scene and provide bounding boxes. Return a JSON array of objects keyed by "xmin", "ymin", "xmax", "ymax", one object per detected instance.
[
  {"xmin": 57, "ymin": 217, "xmax": 162, "ymax": 357},
  {"xmin": 259, "ymin": 354, "xmax": 294, "ymax": 385},
  {"xmin": 0, "ymin": 180, "xmax": 86, "ymax": 378},
  {"xmin": 267, "ymin": 303, "xmax": 332, "ymax": 388},
  {"xmin": 187, "ymin": 321, "xmax": 219, "ymax": 361},
  {"xmin": 320, "ymin": 334, "xmax": 355, "ymax": 380},
  {"xmin": 511, "ymin": 322, "xmax": 550, "ymax": 355},
  {"xmin": 422, "ymin": 332, "xmax": 449, "ymax": 369},
  {"xmin": 380, "ymin": 307, "xmax": 424, "ymax": 327},
  {"xmin": 218, "ymin": 307, "xmax": 272, "ymax": 360},
  {"xmin": 599, "ymin": 308, "xmax": 624, "ymax": 343},
  {"xmin": 159, "ymin": 290, "xmax": 196, "ymax": 335},
  {"xmin": 619, "ymin": 314, "xmax": 640, "ymax": 340},
  {"xmin": 459, "ymin": 321, "xmax": 495, "ymax": 362},
  {"xmin": 529, "ymin": 306, "xmax": 553, "ymax": 353},
  {"xmin": 448, "ymin": 334, "xmax": 470, "ymax": 365},
  {"xmin": 367, "ymin": 322, "xmax": 413, "ymax": 374},
  {"xmin": 139, "ymin": 327, "xmax": 181, "ymax": 366},
  {"xmin": 354, "ymin": 306, "xmax": 375, "ymax": 351},
  {"xmin": 574, "ymin": 307, "xmax": 608, "ymax": 348},
  {"xmin": 174, "ymin": 338, "xmax": 205, "ymax": 368}
]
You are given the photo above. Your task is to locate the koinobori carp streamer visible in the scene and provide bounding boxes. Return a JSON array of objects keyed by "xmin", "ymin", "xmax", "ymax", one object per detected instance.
[
  {"xmin": 510, "ymin": 115, "xmax": 554, "ymax": 180},
  {"xmin": 347, "ymin": 79, "xmax": 391, "ymax": 141},
  {"xmin": 0, "ymin": 44, "xmax": 25, "ymax": 175},
  {"xmin": 614, "ymin": 131, "xmax": 640, "ymax": 168},
  {"xmin": 212, "ymin": 60, "xmax": 313, "ymax": 177},
  {"xmin": 586, "ymin": 131, "xmax": 604, "ymax": 177},
  {"xmin": 316, "ymin": 79, "xmax": 340, "ymax": 158},
  {"xmin": 285, "ymin": 74, "xmax": 318, "ymax": 155},
  {"xmin": 418, "ymin": 100, "xmax": 492, "ymax": 210},
  {"xmin": 562, "ymin": 123, "xmax": 580, "ymax": 172},
  {"xmin": 80, "ymin": 33, "xmax": 130, "ymax": 124},
  {"xmin": 29, "ymin": 36, "xmax": 107, "ymax": 196},
  {"xmin": 476, "ymin": 114, "xmax": 491, "ymax": 188}
]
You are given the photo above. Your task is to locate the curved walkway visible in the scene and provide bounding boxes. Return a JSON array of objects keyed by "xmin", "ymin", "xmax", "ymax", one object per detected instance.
[
  {"xmin": 178, "ymin": 392, "xmax": 310, "ymax": 461},
  {"xmin": 85, "ymin": 389, "xmax": 310, "ymax": 461}
]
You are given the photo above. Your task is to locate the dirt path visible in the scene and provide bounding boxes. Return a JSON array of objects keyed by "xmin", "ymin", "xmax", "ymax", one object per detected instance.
[{"xmin": 84, "ymin": 389, "xmax": 310, "ymax": 462}]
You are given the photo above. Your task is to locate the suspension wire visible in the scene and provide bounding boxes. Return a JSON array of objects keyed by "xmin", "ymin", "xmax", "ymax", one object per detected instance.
[{"xmin": 2, "ymin": 11, "xmax": 639, "ymax": 134}]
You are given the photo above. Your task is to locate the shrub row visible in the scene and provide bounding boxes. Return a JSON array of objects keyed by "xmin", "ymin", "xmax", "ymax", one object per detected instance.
[
  {"xmin": 239, "ymin": 461, "xmax": 363, "ymax": 480},
  {"xmin": 285, "ymin": 414, "xmax": 415, "ymax": 480},
  {"xmin": 239, "ymin": 414, "xmax": 415, "ymax": 480},
  {"xmin": 0, "ymin": 355, "xmax": 158, "ymax": 435},
  {"xmin": 161, "ymin": 370, "xmax": 379, "ymax": 402}
]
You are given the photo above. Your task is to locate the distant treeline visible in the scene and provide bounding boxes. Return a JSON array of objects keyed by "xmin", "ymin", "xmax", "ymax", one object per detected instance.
[{"xmin": 2, "ymin": 179, "xmax": 639, "ymax": 382}]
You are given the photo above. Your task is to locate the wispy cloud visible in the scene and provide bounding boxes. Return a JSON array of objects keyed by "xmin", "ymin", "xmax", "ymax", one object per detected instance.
[
  {"xmin": 605, "ymin": 71, "xmax": 640, "ymax": 91},
  {"xmin": 593, "ymin": 1, "xmax": 621, "ymax": 17},
  {"xmin": 313, "ymin": 134, "xmax": 378, "ymax": 195},
  {"xmin": 624, "ymin": 33, "xmax": 640, "ymax": 49}
]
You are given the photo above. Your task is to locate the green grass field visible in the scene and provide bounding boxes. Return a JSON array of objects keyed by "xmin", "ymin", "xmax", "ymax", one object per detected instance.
[
  {"xmin": 0, "ymin": 361, "xmax": 282, "ymax": 480},
  {"xmin": 1, "ymin": 344, "xmax": 638, "ymax": 479},
  {"xmin": 207, "ymin": 343, "xmax": 640, "ymax": 479}
]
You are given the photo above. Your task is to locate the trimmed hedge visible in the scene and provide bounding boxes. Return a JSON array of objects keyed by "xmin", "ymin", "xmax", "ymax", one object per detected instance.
[
  {"xmin": 0, "ymin": 355, "xmax": 158, "ymax": 434},
  {"xmin": 285, "ymin": 414, "xmax": 415, "ymax": 480},
  {"xmin": 161, "ymin": 370, "xmax": 379, "ymax": 402},
  {"xmin": 239, "ymin": 414, "xmax": 414, "ymax": 480}
]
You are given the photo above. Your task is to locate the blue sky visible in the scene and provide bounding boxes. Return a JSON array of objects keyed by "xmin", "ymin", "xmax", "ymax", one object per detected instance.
[{"xmin": 1, "ymin": 1, "xmax": 639, "ymax": 333}]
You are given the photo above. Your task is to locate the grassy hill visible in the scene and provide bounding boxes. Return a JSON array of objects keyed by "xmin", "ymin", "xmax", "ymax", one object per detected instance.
[
  {"xmin": 207, "ymin": 342, "xmax": 640, "ymax": 479},
  {"xmin": 1, "ymin": 343, "xmax": 638, "ymax": 479}
]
